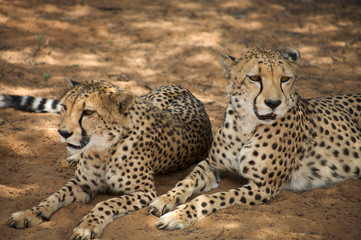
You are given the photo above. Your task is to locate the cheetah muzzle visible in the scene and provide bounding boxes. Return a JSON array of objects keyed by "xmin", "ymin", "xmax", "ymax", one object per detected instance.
[
  {"xmin": 255, "ymin": 111, "xmax": 277, "ymax": 121},
  {"xmin": 62, "ymin": 134, "xmax": 90, "ymax": 151}
]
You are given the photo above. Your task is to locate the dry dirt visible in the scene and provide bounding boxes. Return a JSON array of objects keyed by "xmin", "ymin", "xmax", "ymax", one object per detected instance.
[{"xmin": 0, "ymin": 0, "xmax": 361, "ymax": 239}]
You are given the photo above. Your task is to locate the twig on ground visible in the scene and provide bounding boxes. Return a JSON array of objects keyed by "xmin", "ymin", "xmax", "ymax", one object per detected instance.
[
  {"xmin": 29, "ymin": 35, "xmax": 50, "ymax": 65},
  {"xmin": 184, "ymin": 229, "xmax": 200, "ymax": 236},
  {"xmin": 211, "ymin": 227, "xmax": 225, "ymax": 240},
  {"xmin": 108, "ymin": 73, "xmax": 130, "ymax": 81}
]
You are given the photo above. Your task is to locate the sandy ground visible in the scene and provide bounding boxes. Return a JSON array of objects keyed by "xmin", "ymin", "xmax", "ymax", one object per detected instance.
[{"xmin": 0, "ymin": 0, "xmax": 360, "ymax": 239}]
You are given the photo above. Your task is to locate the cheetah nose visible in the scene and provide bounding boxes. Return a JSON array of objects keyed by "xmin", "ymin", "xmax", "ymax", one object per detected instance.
[
  {"xmin": 58, "ymin": 129, "xmax": 73, "ymax": 139},
  {"xmin": 265, "ymin": 99, "xmax": 281, "ymax": 110}
]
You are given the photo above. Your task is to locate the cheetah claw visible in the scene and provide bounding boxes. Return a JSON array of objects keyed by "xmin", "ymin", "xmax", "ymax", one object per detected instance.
[
  {"xmin": 8, "ymin": 210, "xmax": 43, "ymax": 229},
  {"xmin": 149, "ymin": 196, "xmax": 177, "ymax": 217},
  {"xmin": 148, "ymin": 194, "xmax": 183, "ymax": 217},
  {"xmin": 156, "ymin": 209, "xmax": 195, "ymax": 230},
  {"xmin": 70, "ymin": 225, "xmax": 101, "ymax": 240}
]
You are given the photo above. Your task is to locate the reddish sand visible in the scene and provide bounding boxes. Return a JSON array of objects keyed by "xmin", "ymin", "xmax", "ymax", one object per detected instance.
[{"xmin": 0, "ymin": 0, "xmax": 360, "ymax": 239}]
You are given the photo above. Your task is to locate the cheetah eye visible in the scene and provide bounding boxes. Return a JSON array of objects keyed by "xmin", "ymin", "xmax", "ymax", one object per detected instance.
[
  {"xmin": 280, "ymin": 76, "xmax": 291, "ymax": 83},
  {"xmin": 248, "ymin": 75, "xmax": 262, "ymax": 82},
  {"xmin": 82, "ymin": 109, "xmax": 95, "ymax": 117},
  {"xmin": 61, "ymin": 104, "xmax": 67, "ymax": 112}
]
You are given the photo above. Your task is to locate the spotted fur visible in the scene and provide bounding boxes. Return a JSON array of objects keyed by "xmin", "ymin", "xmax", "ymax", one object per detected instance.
[
  {"xmin": 7, "ymin": 81, "xmax": 213, "ymax": 239},
  {"xmin": 149, "ymin": 48, "xmax": 361, "ymax": 230}
]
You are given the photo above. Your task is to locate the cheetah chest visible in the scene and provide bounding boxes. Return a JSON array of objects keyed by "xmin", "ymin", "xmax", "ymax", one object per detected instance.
[{"xmin": 77, "ymin": 151, "xmax": 130, "ymax": 192}]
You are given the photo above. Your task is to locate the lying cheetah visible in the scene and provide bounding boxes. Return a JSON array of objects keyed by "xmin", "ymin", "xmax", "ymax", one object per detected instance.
[
  {"xmin": 5, "ymin": 81, "xmax": 213, "ymax": 239},
  {"xmin": 149, "ymin": 48, "xmax": 361, "ymax": 230}
]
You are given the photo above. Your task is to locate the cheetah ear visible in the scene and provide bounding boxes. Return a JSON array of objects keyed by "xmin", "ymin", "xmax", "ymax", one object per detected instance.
[
  {"xmin": 110, "ymin": 92, "xmax": 135, "ymax": 113},
  {"xmin": 281, "ymin": 48, "xmax": 300, "ymax": 63},
  {"xmin": 219, "ymin": 53, "xmax": 238, "ymax": 79},
  {"xmin": 60, "ymin": 77, "xmax": 82, "ymax": 96}
]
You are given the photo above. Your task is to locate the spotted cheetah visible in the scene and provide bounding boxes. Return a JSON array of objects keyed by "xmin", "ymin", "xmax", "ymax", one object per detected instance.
[
  {"xmin": 149, "ymin": 48, "xmax": 361, "ymax": 230},
  {"xmin": 6, "ymin": 81, "xmax": 213, "ymax": 239}
]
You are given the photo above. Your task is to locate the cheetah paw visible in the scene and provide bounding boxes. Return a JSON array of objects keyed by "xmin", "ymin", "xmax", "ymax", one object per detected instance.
[
  {"xmin": 70, "ymin": 222, "xmax": 102, "ymax": 240},
  {"xmin": 149, "ymin": 195, "xmax": 178, "ymax": 217},
  {"xmin": 8, "ymin": 210, "xmax": 43, "ymax": 229},
  {"xmin": 156, "ymin": 208, "xmax": 196, "ymax": 230}
]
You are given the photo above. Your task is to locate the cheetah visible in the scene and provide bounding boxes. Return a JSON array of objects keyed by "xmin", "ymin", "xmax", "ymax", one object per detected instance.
[
  {"xmin": 6, "ymin": 81, "xmax": 213, "ymax": 239},
  {"xmin": 149, "ymin": 48, "xmax": 361, "ymax": 230}
]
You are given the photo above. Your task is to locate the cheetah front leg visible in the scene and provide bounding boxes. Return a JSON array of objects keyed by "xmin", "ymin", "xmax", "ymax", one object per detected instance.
[
  {"xmin": 149, "ymin": 160, "xmax": 220, "ymax": 217},
  {"xmin": 70, "ymin": 189, "xmax": 157, "ymax": 240},
  {"xmin": 8, "ymin": 178, "xmax": 92, "ymax": 229},
  {"xmin": 156, "ymin": 180, "xmax": 275, "ymax": 230}
]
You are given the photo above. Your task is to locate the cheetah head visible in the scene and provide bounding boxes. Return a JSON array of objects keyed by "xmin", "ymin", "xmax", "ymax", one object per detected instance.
[
  {"xmin": 219, "ymin": 48, "xmax": 300, "ymax": 126},
  {"xmin": 57, "ymin": 81, "xmax": 135, "ymax": 154}
]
